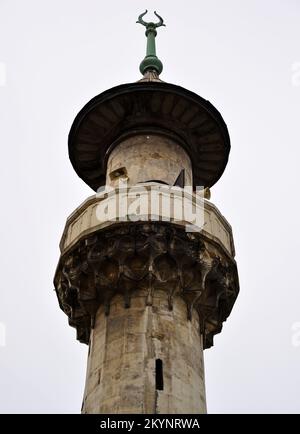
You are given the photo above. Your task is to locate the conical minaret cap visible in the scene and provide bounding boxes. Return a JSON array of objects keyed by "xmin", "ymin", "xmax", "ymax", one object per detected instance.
[{"xmin": 68, "ymin": 12, "xmax": 231, "ymax": 191}]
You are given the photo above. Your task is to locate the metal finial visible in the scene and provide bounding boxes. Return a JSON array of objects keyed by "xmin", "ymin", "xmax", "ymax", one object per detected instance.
[
  {"xmin": 136, "ymin": 10, "xmax": 166, "ymax": 29},
  {"xmin": 136, "ymin": 10, "xmax": 166, "ymax": 76}
]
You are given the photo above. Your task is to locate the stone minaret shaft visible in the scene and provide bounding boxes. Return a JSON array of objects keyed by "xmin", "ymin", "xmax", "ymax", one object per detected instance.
[
  {"xmin": 84, "ymin": 293, "xmax": 206, "ymax": 413},
  {"xmin": 54, "ymin": 11, "xmax": 239, "ymax": 414}
]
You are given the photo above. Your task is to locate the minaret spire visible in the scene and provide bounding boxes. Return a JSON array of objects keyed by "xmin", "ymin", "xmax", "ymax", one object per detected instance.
[{"xmin": 137, "ymin": 10, "xmax": 165, "ymax": 77}]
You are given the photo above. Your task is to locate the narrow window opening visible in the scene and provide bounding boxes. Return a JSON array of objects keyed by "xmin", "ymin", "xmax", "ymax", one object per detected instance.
[
  {"xmin": 109, "ymin": 166, "xmax": 127, "ymax": 181},
  {"xmin": 155, "ymin": 359, "xmax": 164, "ymax": 391}
]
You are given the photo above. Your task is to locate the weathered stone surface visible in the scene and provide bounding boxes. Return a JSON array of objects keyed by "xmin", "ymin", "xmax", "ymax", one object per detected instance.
[
  {"xmin": 82, "ymin": 293, "xmax": 206, "ymax": 414},
  {"xmin": 106, "ymin": 134, "xmax": 193, "ymax": 187}
]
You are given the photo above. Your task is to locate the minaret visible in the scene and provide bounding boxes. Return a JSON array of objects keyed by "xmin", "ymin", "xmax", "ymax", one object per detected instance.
[{"xmin": 54, "ymin": 11, "xmax": 239, "ymax": 414}]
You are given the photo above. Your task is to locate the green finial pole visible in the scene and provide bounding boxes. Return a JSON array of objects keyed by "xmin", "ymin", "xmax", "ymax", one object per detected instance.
[{"xmin": 136, "ymin": 10, "xmax": 165, "ymax": 76}]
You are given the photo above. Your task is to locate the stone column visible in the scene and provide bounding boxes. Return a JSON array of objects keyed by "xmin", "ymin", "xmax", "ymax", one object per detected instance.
[{"xmin": 82, "ymin": 292, "xmax": 206, "ymax": 414}]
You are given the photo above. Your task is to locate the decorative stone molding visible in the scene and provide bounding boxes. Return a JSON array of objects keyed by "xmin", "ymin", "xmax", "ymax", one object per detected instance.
[
  {"xmin": 54, "ymin": 222, "xmax": 239, "ymax": 349},
  {"xmin": 59, "ymin": 186, "xmax": 235, "ymax": 258}
]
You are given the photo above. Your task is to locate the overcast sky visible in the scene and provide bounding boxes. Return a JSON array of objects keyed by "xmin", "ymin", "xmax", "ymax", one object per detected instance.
[{"xmin": 0, "ymin": 0, "xmax": 300, "ymax": 413}]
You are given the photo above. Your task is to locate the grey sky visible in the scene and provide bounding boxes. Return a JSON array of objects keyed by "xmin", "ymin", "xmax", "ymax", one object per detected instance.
[{"xmin": 0, "ymin": 0, "xmax": 300, "ymax": 413}]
